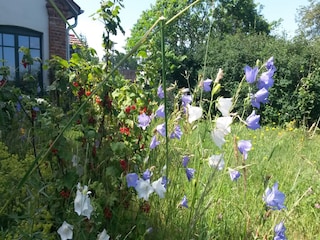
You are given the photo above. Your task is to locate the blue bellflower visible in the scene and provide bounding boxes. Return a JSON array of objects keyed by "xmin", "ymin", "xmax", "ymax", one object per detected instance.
[
  {"xmin": 138, "ymin": 113, "xmax": 151, "ymax": 130},
  {"xmin": 246, "ymin": 110, "xmax": 260, "ymax": 130},
  {"xmin": 274, "ymin": 221, "xmax": 287, "ymax": 240},
  {"xmin": 156, "ymin": 104, "xmax": 165, "ymax": 118},
  {"xmin": 156, "ymin": 123, "xmax": 166, "ymax": 137},
  {"xmin": 228, "ymin": 168, "xmax": 241, "ymax": 181},
  {"xmin": 237, "ymin": 140, "xmax": 252, "ymax": 160},
  {"xmin": 257, "ymin": 70, "xmax": 274, "ymax": 90},
  {"xmin": 203, "ymin": 78, "xmax": 213, "ymax": 92},
  {"xmin": 170, "ymin": 125, "xmax": 183, "ymax": 139},
  {"xmin": 157, "ymin": 85, "xmax": 164, "ymax": 99},
  {"xmin": 251, "ymin": 88, "xmax": 269, "ymax": 109},
  {"xmin": 182, "ymin": 156, "xmax": 190, "ymax": 168},
  {"xmin": 150, "ymin": 135, "xmax": 160, "ymax": 149},
  {"xmin": 186, "ymin": 168, "xmax": 195, "ymax": 181},
  {"xmin": 126, "ymin": 173, "xmax": 139, "ymax": 188},
  {"xmin": 244, "ymin": 65, "xmax": 259, "ymax": 84},
  {"xmin": 180, "ymin": 195, "xmax": 188, "ymax": 208},
  {"xmin": 263, "ymin": 182, "xmax": 286, "ymax": 210},
  {"xmin": 181, "ymin": 95, "xmax": 192, "ymax": 107},
  {"xmin": 142, "ymin": 169, "xmax": 152, "ymax": 180},
  {"xmin": 266, "ymin": 56, "xmax": 277, "ymax": 73}
]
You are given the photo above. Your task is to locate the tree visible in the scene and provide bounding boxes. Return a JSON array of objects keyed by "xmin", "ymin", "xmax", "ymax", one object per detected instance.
[{"xmin": 297, "ymin": 0, "xmax": 320, "ymax": 39}]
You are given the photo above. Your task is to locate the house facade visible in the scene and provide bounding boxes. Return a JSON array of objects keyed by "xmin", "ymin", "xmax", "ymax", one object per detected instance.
[{"xmin": 0, "ymin": 0, "xmax": 82, "ymax": 92}]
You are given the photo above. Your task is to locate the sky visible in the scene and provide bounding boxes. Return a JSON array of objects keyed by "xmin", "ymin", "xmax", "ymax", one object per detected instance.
[{"xmin": 74, "ymin": 0, "xmax": 310, "ymax": 59}]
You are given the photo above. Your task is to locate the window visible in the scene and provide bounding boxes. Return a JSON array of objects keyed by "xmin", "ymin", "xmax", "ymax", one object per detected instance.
[{"xmin": 0, "ymin": 26, "xmax": 43, "ymax": 93}]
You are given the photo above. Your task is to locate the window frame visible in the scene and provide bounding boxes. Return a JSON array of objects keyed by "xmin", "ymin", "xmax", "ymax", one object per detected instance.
[{"xmin": 0, "ymin": 25, "xmax": 43, "ymax": 92}]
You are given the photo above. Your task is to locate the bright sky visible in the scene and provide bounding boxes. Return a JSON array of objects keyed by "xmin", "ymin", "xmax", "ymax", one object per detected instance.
[{"xmin": 74, "ymin": 0, "xmax": 310, "ymax": 59}]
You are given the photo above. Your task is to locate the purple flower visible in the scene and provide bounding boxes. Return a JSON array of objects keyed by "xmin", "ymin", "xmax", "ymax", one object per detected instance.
[
  {"xmin": 244, "ymin": 65, "xmax": 258, "ymax": 84},
  {"xmin": 237, "ymin": 140, "xmax": 252, "ymax": 160},
  {"xmin": 228, "ymin": 168, "xmax": 241, "ymax": 181},
  {"xmin": 126, "ymin": 173, "xmax": 139, "ymax": 188},
  {"xmin": 16, "ymin": 102, "xmax": 21, "ymax": 112},
  {"xmin": 266, "ymin": 56, "xmax": 277, "ymax": 73},
  {"xmin": 170, "ymin": 125, "xmax": 183, "ymax": 139},
  {"xmin": 251, "ymin": 88, "xmax": 269, "ymax": 109},
  {"xmin": 157, "ymin": 85, "xmax": 164, "ymax": 99},
  {"xmin": 274, "ymin": 221, "xmax": 287, "ymax": 240},
  {"xmin": 181, "ymin": 95, "xmax": 192, "ymax": 107},
  {"xmin": 161, "ymin": 176, "xmax": 168, "ymax": 188},
  {"xmin": 257, "ymin": 70, "xmax": 274, "ymax": 90},
  {"xmin": 263, "ymin": 182, "xmax": 286, "ymax": 210},
  {"xmin": 203, "ymin": 78, "xmax": 213, "ymax": 92},
  {"xmin": 138, "ymin": 113, "xmax": 151, "ymax": 130},
  {"xmin": 156, "ymin": 104, "xmax": 165, "ymax": 118},
  {"xmin": 246, "ymin": 110, "xmax": 260, "ymax": 130},
  {"xmin": 182, "ymin": 156, "xmax": 190, "ymax": 168},
  {"xmin": 142, "ymin": 169, "xmax": 152, "ymax": 180},
  {"xmin": 156, "ymin": 123, "xmax": 166, "ymax": 137},
  {"xmin": 180, "ymin": 195, "xmax": 188, "ymax": 208},
  {"xmin": 33, "ymin": 106, "xmax": 40, "ymax": 112},
  {"xmin": 186, "ymin": 168, "xmax": 195, "ymax": 181},
  {"xmin": 150, "ymin": 135, "xmax": 160, "ymax": 149}
]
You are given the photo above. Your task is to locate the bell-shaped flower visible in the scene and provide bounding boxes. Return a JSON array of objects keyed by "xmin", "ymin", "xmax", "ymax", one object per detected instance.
[
  {"xmin": 263, "ymin": 182, "xmax": 286, "ymax": 210},
  {"xmin": 274, "ymin": 221, "xmax": 287, "ymax": 240},
  {"xmin": 265, "ymin": 56, "xmax": 277, "ymax": 73},
  {"xmin": 208, "ymin": 154, "xmax": 225, "ymax": 170},
  {"xmin": 155, "ymin": 104, "xmax": 165, "ymax": 118},
  {"xmin": 157, "ymin": 85, "xmax": 164, "ymax": 99},
  {"xmin": 228, "ymin": 168, "xmax": 241, "ymax": 181},
  {"xmin": 237, "ymin": 140, "xmax": 252, "ymax": 160},
  {"xmin": 181, "ymin": 94, "xmax": 192, "ymax": 107},
  {"xmin": 156, "ymin": 123, "xmax": 166, "ymax": 137},
  {"xmin": 244, "ymin": 65, "xmax": 258, "ymax": 83},
  {"xmin": 251, "ymin": 88, "xmax": 269, "ymax": 109},
  {"xmin": 74, "ymin": 183, "xmax": 93, "ymax": 219},
  {"xmin": 135, "ymin": 178, "xmax": 154, "ymax": 201},
  {"xmin": 97, "ymin": 229, "xmax": 110, "ymax": 240},
  {"xmin": 182, "ymin": 156, "xmax": 190, "ymax": 168},
  {"xmin": 217, "ymin": 97, "xmax": 233, "ymax": 116},
  {"xmin": 126, "ymin": 173, "xmax": 139, "ymax": 188},
  {"xmin": 257, "ymin": 70, "xmax": 274, "ymax": 90},
  {"xmin": 187, "ymin": 104, "xmax": 203, "ymax": 123},
  {"xmin": 142, "ymin": 169, "xmax": 152, "ymax": 180},
  {"xmin": 203, "ymin": 78, "xmax": 213, "ymax": 92},
  {"xmin": 161, "ymin": 176, "xmax": 168, "ymax": 188},
  {"xmin": 150, "ymin": 135, "xmax": 160, "ymax": 149},
  {"xmin": 179, "ymin": 195, "xmax": 188, "ymax": 208},
  {"xmin": 57, "ymin": 221, "xmax": 73, "ymax": 240},
  {"xmin": 246, "ymin": 110, "xmax": 260, "ymax": 130},
  {"xmin": 170, "ymin": 125, "xmax": 183, "ymax": 139},
  {"xmin": 138, "ymin": 113, "xmax": 151, "ymax": 130},
  {"xmin": 211, "ymin": 117, "xmax": 232, "ymax": 148},
  {"xmin": 186, "ymin": 168, "xmax": 195, "ymax": 181},
  {"xmin": 151, "ymin": 177, "xmax": 166, "ymax": 198}
]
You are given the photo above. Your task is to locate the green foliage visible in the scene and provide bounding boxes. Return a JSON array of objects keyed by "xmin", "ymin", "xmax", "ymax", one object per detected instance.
[{"xmin": 297, "ymin": 0, "xmax": 320, "ymax": 39}]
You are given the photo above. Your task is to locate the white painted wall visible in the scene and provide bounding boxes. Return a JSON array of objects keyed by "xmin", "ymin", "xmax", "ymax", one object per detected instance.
[{"xmin": 0, "ymin": 0, "xmax": 49, "ymax": 87}]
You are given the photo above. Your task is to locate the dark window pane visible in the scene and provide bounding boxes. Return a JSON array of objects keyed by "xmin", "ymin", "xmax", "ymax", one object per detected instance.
[
  {"xmin": 3, "ymin": 34, "xmax": 14, "ymax": 46},
  {"xmin": 30, "ymin": 37, "xmax": 40, "ymax": 49},
  {"xmin": 0, "ymin": 33, "xmax": 2, "ymax": 45},
  {"xmin": 0, "ymin": 48, "xmax": 2, "ymax": 61},
  {"xmin": 19, "ymin": 35, "xmax": 29, "ymax": 48},
  {"xmin": 3, "ymin": 47, "xmax": 15, "ymax": 80}
]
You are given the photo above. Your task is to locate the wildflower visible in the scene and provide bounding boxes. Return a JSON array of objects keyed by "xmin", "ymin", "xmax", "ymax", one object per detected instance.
[
  {"xmin": 151, "ymin": 177, "xmax": 166, "ymax": 198},
  {"xmin": 156, "ymin": 104, "xmax": 165, "ymax": 118},
  {"xmin": 161, "ymin": 176, "xmax": 168, "ymax": 188},
  {"xmin": 274, "ymin": 221, "xmax": 287, "ymax": 240},
  {"xmin": 156, "ymin": 123, "xmax": 166, "ymax": 137},
  {"xmin": 257, "ymin": 70, "xmax": 274, "ymax": 90},
  {"xmin": 57, "ymin": 221, "xmax": 73, "ymax": 240},
  {"xmin": 170, "ymin": 125, "xmax": 183, "ymax": 139},
  {"xmin": 135, "ymin": 178, "xmax": 154, "ymax": 201},
  {"xmin": 251, "ymin": 88, "xmax": 269, "ymax": 109},
  {"xmin": 237, "ymin": 140, "xmax": 252, "ymax": 160},
  {"xmin": 246, "ymin": 110, "xmax": 260, "ymax": 130},
  {"xmin": 120, "ymin": 126, "xmax": 130, "ymax": 136},
  {"xmin": 263, "ymin": 182, "xmax": 286, "ymax": 210},
  {"xmin": 74, "ymin": 183, "xmax": 93, "ymax": 219},
  {"xmin": 208, "ymin": 154, "xmax": 225, "ymax": 170},
  {"xmin": 187, "ymin": 104, "xmax": 203, "ymax": 123},
  {"xmin": 180, "ymin": 195, "xmax": 188, "ymax": 208},
  {"xmin": 211, "ymin": 116, "xmax": 232, "ymax": 148},
  {"xmin": 157, "ymin": 85, "xmax": 164, "ymax": 99},
  {"xmin": 142, "ymin": 169, "xmax": 152, "ymax": 180},
  {"xmin": 244, "ymin": 65, "xmax": 258, "ymax": 83},
  {"xmin": 138, "ymin": 112, "xmax": 151, "ymax": 130},
  {"xmin": 126, "ymin": 173, "xmax": 139, "ymax": 188},
  {"xmin": 217, "ymin": 97, "xmax": 233, "ymax": 117},
  {"xmin": 97, "ymin": 229, "xmax": 110, "ymax": 240},
  {"xmin": 125, "ymin": 106, "xmax": 131, "ymax": 114},
  {"xmin": 203, "ymin": 78, "xmax": 213, "ymax": 92},
  {"xmin": 266, "ymin": 56, "xmax": 277, "ymax": 73},
  {"xmin": 228, "ymin": 168, "xmax": 241, "ymax": 181},
  {"xmin": 150, "ymin": 135, "xmax": 160, "ymax": 149},
  {"xmin": 182, "ymin": 156, "xmax": 190, "ymax": 168},
  {"xmin": 181, "ymin": 94, "xmax": 192, "ymax": 107},
  {"xmin": 186, "ymin": 168, "xmax": 195, "ymax": 181}
]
